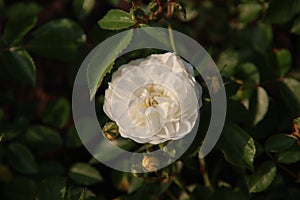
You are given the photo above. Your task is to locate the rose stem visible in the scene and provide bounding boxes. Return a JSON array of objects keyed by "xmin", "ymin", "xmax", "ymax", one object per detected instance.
[
  {"xmin": 168, "ymin": 23, "xmax": 177, "ymax": 53},
  {"xmin": 199, "ymin": 153, "xmax": 213, "ymax": 190}
]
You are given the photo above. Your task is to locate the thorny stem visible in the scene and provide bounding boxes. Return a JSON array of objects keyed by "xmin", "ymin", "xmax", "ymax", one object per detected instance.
[{"xmin": 168, "ymin": 24, "xmax": 177, "ymax": 53}]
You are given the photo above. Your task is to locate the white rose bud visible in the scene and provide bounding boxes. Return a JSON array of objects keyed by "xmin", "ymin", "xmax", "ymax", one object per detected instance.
[{"xmin": 103, "ymin": 52, "xmax": 202, "ymax": 144}]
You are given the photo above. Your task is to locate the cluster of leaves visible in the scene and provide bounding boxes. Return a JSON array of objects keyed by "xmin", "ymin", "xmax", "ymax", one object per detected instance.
[{"xmin": 0, "ymin": 0, "xmax": 300, "ymax": 199}]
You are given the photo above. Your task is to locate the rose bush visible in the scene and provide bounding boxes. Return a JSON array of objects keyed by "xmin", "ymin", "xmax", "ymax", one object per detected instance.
[{"xmin": 103, "ymin": 52, "xmax": 202, "ymax": 144}]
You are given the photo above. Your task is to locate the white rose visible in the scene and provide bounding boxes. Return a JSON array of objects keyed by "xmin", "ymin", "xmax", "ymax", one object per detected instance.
[{"xmin": 103, "ymin": 52, "xmax": 202, "ymax": 144}]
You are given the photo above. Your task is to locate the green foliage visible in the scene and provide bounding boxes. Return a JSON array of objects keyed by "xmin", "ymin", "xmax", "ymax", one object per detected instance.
[
  {"xmin": 69, "ymin": 163, "xmax": 103, "ymax": 186},
  {"xmin": 0, "ymin": 0, "xmax": 300, "ymax": 199},
  {"xmin": 248, "ymin": 161, "xmax": 277, "ymax": 193},
  {"xmin": 87, "ymin": 29, "xmax": 133, "ymax": 99},
  {"xmin": 217, "ymin": 122, "xmax": 256, "ymax": 170},
  {"xmin": 98, "ymin": 9, "xmax": 136, "ymax": 30},
  {"xmin": 28, "ymin": 19, "xmax": 86, "ymax": 62},
  {"xmin": 6, "ymin": 143, "xmax": 39, "ymax": 174}
]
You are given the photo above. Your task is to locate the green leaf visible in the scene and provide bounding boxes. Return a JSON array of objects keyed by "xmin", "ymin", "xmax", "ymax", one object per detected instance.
[
  {"xmin": 37, "ymin": 177, "xmax": 66, "ymax": 200},
  {"xmin": 6, "ymin": 143, "xmax": 38, "ymax": 174},
  {"xmin": 251, "ymin": 86, "xmax": 269, "ymax": 125},
  {"xmin": 69, "ymin": 163, "xmax": 103, "ymax": 186},
  {"xmin": 65, "ymin": 187, "xmax": 97, "ymax": 200},
  {"xmin": 22, "ymin": 125, "xmax": 63, "ymax": 152},
  {"xmin": 98, "ymin": 9, "xmax": 135, "ymax": 30},
  {"xmin": 268, "ymin": 49, "xmax": 292, "ymax": 77},
  {"xmin": 251, "ymin": 24, "xmax": 273, "ymax": 53},
  {"xmin": 238, "ymin": 3, "xmax": 262, "ymax": 23},
  {"xmin": 217, "ymin": 122, "xmax": 256, "ymax": 170},
  {"xmin": 291, "ymin": 15, "xmax": 300, "ymax": 34},
  {"xmin": 3, "ymin": 177, "xmax": 37, "ymax": 200},
  {"xmin": 217, "ymin": 49, "xmax": 239, "ymax": 77},
  {"xmin": 87, "ymin": 29, "xmax": 133, "ymax": 99},
  {"xmin": 234, "ymin": 62, "xmax": 260, "ymax": 100},
  {"xmin": 248, "ymin": 161, "xmax": 277, "ymax": 193},
  {"xmin": 265, "ymin": 0, "xmax": 300, "ymax": 24},
  {"xmin": 42, "ymin": 98, "xmax": 70, "ymax": 128},
  {"xmin": 65, "ymin": 125, "xmax": 83, "ymax": 148},
  {"xmin": 280, "ymin": 78, "xmax": 300, "ymax": 114},
  {"xmin": 0, "ymin": 49, "xmax": 36, "ymax": 86},
  {"xmin": 2, "ymin": 3, "xmax": 41, "ymax": 45},
  {"xmin": 294, "ymin": 117, "xmax": 300, "ymax": 129},
  {"xmin": 265, "ymin": 134, "xmax": 296, "ymax": 153},
  {"xmin": 277, "ymin": 146, "xmax": 300, "ymax": 164},
  {"xmin": 73, "ymin": 0, "xmax": 95, "ymax": 20},
  {"xmin": 28, "ymin": 19, "xmax": 86, "ymax": 62}
]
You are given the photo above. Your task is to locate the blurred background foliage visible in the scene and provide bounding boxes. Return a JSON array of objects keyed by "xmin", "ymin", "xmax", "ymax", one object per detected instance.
[{"xmin": 0, "ymin": 0, "xmax": 300, "ymax": 199}]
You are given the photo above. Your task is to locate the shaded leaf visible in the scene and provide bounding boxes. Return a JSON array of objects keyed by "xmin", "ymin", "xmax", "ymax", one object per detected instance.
[
  {"xmin": 251, "ymin": 24, "xmax": 273, "ymax": 53},
  {"xmin": 28, "ymin": 19, "xmax": 86, "ymax": 62},
  {"xmin": 69, "ymin": 163, "xmax": 103, "ymax": 186},
  {"xmin": 37, "ymin": 177, "xmax": 66, "ymax": 200},
  {"xmin": 73, "ymin": 0, "xmax": 95, "ymax": 20},
  {"xmin": 238, "ymin": 3, "xmax": 262, "ymax": 23},
  {"xmin": 3, "ymin": 177, "xmax": 37, "ymax": 200},
  {"xmin": 0, "ymin": 49, "xmax": 36, "ymax": 86},
  {"xmin": 6, "ymin": 143, "xmax": 38, "ymax": 174},
  {"xmin": 22, "ymin": 125, "xmax": 63, "ymax": 152},
  {"xmin": 65, "ymin": 187, "xmax": 97, "ymax": 200},
  {"xmin": 87, "ymin": 29, "xmax": 133, "ymax": 99},
  {"xmin": 65, "ymin": 125, "xmax": 83, "ymax": 148},
  {"xmin": 265, "ymin": 0, "xmax": 300, "ymax": 24},
  {"xmin": 217, "ymin": 122, "xmax": 256, "ymax": 170},
  {"xmin": 42, "ymin": 98, "xmax": 70, "ymax": 128},
  {"xmin": 234, "ymin": 62, "xmax": 260, "ymax": 100},
  {"xmin": 248, "ymin": 161, "xmax": 277, "ymax": 193},
  {"xmin": 268, "ymin": 49, "xmax": 292, "ymax": 77},
  {"xmin": 280, "ymin": 78, "xmax": 300, "ymax": 114},
  {"xmin": 2, "ymin": 2, "xmax": 41, "ymax": 45},
  {"xmin": 265, "ymin": 134, "xmax": 296, "ymax": 153},
  {"xmin": 98, "ymin": 9, "xmax": 135, "ymax": 30},
  {"xmin": 217, "ymin": 49, "xmax": 239, "ymax": 77},
  {"xmin": 277, "ymin": 146, "xmax": 300, "ymax": 164},
  {"xmin": 291, "ymin": 15, "xmax": 300, "ymax": 34},
  {"xmin": 208, "ymin": 188, "xmax": 247, "ymax": 200}
]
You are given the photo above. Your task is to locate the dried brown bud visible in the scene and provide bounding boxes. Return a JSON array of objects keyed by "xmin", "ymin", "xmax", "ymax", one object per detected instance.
[
  {"xmin": 142, "ymin": 155, "xmax": 160, "ymax": 172},
  {"xmin": 103, "ymin": 122, "xmax": 119, "ymax": 140}
]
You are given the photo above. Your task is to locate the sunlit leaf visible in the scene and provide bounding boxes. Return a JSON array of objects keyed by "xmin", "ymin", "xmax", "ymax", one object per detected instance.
[
  {"xmin": 98, "ymin": 9, "xmax": 135, "ymax": 30},
  {"xmin": 87, "ymin": 29, "xmax": 133, "ymax": 99},
  {"xmin": 251, "ymin": 86, "xmax": 269, "ymax": 125}
]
